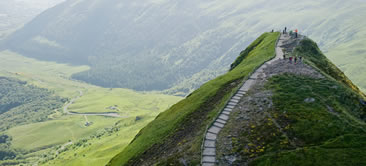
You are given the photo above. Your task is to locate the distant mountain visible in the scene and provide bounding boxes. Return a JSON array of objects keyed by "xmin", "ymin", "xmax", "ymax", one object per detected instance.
[
  {"xmin": 2, "ymin": 0, "xmax": 366, "ymax": 94},
  {"xmin": 0, "ymin": 0, "xmax": 65, "ymax": 40}
]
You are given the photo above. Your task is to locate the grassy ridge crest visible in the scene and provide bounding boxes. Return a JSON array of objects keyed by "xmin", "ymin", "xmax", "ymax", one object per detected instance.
[
  {"xmin": 294, "ymin": 38, "xmax": 365, "ymax": 98},
  {"xmin": 246, "ymin": 38, "xmax": 366, "ymax": 165}
]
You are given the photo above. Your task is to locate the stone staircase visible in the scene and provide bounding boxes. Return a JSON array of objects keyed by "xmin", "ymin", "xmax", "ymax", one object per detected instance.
[{"xmin": 201, "ymin": 33, "xmax": 285, "ymax": 166}]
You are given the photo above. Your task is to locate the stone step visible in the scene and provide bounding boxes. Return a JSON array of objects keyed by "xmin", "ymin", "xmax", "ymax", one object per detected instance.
[
  {"xmin": 237, "ymin": 91, "xmax": 246, "ymax": 95},
  {"xmin": 222, "ymin": 111, "xmax": 230, "ymax": 115},
  {"xmin": 216, "ymin": 119, "xmax": 227, "ymax": 124},
  {"xmin": 208, "ymin": 126, "xmax": 221, "ymax": 134},
  {"xmin": 203, "ymin": 147, "xmax": 216, "ymax": 156},
  {"xmin": 227, "ymin": 102, "xmax": 237, "ymax": 106},
  {"xmin": 237, "ymin": 89, "xmax": 246, "ymax": 93},
  {"xmin": 236, "ymin": 91, "xmax": 245, "ymax": 94},
  {"xmin": 204, "ymin": 140, "xmax": 215, "ymax": 148},
  {"xmin": 205, "ymin": 133, "xmax": 217, "ymax": 141},
  {"xmin": 202, "ymin": 156, "xmax": 216, "ymax": 163},
  {"xmin": 218, "ymin": 114, "xmax": 229, "ymax": 121},
  {"xmin": 213, "ymin": 122, "xmax": 224, "ymax": 128},
  {"xmin": 226, "ymin": 105, "xmax": 235, "ymax": 109},
  {"xmin": 230, "ymin": 99, "xmax": 239, "ymax": 103},
  {"xmin": 202, "ymin": 163, "xmax": 215, "ymax": 166},
  {"xmin": 235, "ymin": 94, "xmax": 244, "ymax": 98},
  {"xmin": 232, "ymin": 96, "xmax": 241, "ymax": 100},
  {"xmin": 224, "ymin": 108, "xmax": 232, "ymax": 112}
]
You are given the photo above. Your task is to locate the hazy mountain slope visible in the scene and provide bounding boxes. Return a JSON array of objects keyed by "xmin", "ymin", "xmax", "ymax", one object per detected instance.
[
  {"xmin": 107, "ymin": 32, "xmax": 279, "ymax": 165},
  {"xmin": 2, "ymin": 0, "xmax": 366, "ymax": 94},
  {"xmin": 108, "ymin": 34, "xmax": 366, "ymax": 165},
  {"xmin": 0, "ymin": 0, "xmax": 65, "ymax": 40}
]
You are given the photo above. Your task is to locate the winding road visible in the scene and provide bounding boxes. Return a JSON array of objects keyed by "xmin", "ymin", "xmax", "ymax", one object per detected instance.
[{"xmin": 63, "ymin": 90, "xmax": 124, "ymax": 118}]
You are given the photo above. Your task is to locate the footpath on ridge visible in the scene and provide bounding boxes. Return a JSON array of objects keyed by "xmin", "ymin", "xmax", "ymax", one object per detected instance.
[{"xmin": 201, "ymin": 33, "xmax": 288, "ymax": 166}]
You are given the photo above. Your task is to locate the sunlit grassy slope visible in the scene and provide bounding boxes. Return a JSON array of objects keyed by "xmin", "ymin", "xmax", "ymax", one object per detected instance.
[
  {"xmin": 69, "ymin": 88, "xmax": 176, "ymax": 114},
  {"xmin": 42, "ymin": 116, "xmax": 156, "ymax": 166},
  {"xmin": 0, "ymin": 51, "xmax": 182, "ymax": 165},
  {"xmin": 8, "ymin": 116, "xmax": 120, "ymax": 150},
  {"xmin": 108, "ymin": 32, "xmax": 279, "ymax": 165},
  {"xmin": 0, "ymin": 50, "xmax": 89, "ymax": 97}
]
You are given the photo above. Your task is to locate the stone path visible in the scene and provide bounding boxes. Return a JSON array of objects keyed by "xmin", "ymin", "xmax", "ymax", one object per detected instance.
[{"xmin": 201, "ymin": 33, "xmax": 288, "ymax": 166}]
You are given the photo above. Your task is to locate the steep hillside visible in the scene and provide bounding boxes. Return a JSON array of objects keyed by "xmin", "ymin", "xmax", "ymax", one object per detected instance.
[
  {"xmin": 107, "ymin": 32, "xmax": 279, "ymax": 165},
  {"xmin": 109, "ymin": 34, "xmax": 366, "ymax": 165},
  {"xmin": 1, "ymin": 0, "xmax": 366, "ymax": 94},
  {"xmin": 215, "ymin": 36, "xmax": 366, "ymax": 165}
]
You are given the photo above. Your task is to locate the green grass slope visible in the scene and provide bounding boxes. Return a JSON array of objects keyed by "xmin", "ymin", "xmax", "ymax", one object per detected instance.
[
  {"xmin": 0, "ymin": 51, "xmax": 182, "ymax": 166},
  {"xmin": 107, "ymin": 32, "xmax": 279, "ymax": 165},
  {"xmin": 249, "ymin": 75, "xmax": 366, "ymax": 166},
  {"xmin": 293, "ymin": 39, "xmax": 365, "ymax": 97},
  {"xmin": 243, "ymin": 39, "xmax": 366, "ymax": 165}
]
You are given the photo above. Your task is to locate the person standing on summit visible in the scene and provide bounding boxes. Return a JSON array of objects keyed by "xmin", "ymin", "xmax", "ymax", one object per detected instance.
[
  {"xmin": 285, "ymin": 27, "xmax": 287, "ymax": 33},
  {"xmin": 295, "ymin": 29, "xmax": 298, "ymax": 38}
]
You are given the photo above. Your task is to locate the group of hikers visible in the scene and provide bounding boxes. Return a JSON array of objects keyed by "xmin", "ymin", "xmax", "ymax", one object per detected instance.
[
  {"xmin": 271, "ymin": 27, "xmax": 299, "ymax": 38},
  {"xmin": 284, "ymin": 54, "xmax": 302, "ymax": 64},
  {"xmin": 271, "ymin": 27, "xmax": 303, "ymax": 64},
  {"xmin": 283, "ymin": 27, "xmax": 301, "ymax": 64},
  {"xmin": 283, "ymin": 27, "xmax": 298, "ymax": 38}
]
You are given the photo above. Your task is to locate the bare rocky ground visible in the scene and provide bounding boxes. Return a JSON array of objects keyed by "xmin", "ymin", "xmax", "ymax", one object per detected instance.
[{"xmin": 216, "ymin": 34, "xmax": 324, "ymax": 165}]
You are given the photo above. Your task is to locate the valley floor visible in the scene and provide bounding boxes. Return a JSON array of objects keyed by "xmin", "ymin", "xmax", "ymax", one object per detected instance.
[{"xmin": 0, "ymin": 51, "xmax": 182, "ymax": 166}]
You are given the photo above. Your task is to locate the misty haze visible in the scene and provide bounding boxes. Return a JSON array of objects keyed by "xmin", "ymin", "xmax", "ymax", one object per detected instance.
[{"xmin": 0, "ymin": 0, "xmax": 366, "ymax": 165}]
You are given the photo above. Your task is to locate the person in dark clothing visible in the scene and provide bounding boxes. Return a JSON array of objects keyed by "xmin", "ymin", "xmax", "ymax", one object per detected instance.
[
  {"xmin": 272, "ymin": 29, "xmax": 274, "ymax": 33},
  {"xmin": 283, "ymin": 54, "xmax": 286, "ymax": 60},
  {"xmin": 294, "ymin": 57, "xmax": 297, "ymax": 64},
  {"xmin": 285, "ymin": 27, "xmax": 287, "ymax": 33},
  {"xmin": 295, "ymin": 29, "xmax": 298, "ymax": 38},
  {"xmin": 299, "ymin": 56, "xmax": 303, "ymax": 62}
]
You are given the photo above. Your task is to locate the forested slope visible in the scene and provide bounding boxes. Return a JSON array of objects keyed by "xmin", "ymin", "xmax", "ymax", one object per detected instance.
[{"xmin": 0, "ymin": 77, "xmax": 66, "ymax": 131}]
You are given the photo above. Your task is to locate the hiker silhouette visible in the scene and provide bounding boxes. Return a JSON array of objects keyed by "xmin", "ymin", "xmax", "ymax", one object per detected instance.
[{"xmin": 295, "ymin": 29, "xmax": 298, "ymax": 38}]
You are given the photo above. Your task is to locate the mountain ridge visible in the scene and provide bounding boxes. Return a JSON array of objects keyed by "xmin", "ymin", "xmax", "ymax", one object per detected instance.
[
  {"xmin": 107, "ymin": 32, "xmax": 366, "ymax": 165},
  {"xmin": 107, "ymin": 32, "xmax": 280, "ymax": 165}
]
